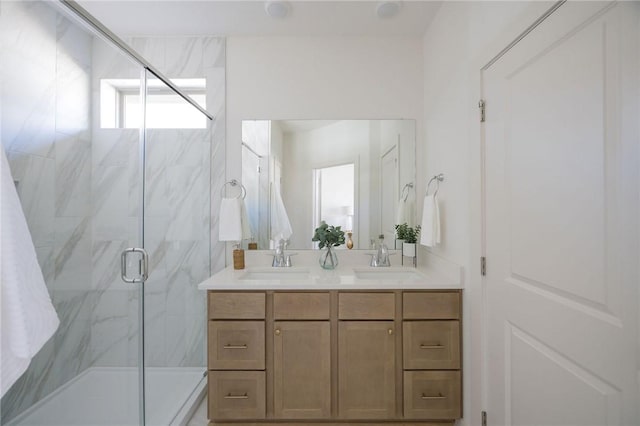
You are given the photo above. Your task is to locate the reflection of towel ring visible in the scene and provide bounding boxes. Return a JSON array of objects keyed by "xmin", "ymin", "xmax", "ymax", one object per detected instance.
[
  {"xmin": 221, "ymin": 179, "xmax": 246, "ymax": 199},
  {"xmin": 426, "ymin": 174, "xmax": 444, "ymax": 197},
  {"xmin": 400, "ymin": 182, "xmax": 413, "ymax": 202}
]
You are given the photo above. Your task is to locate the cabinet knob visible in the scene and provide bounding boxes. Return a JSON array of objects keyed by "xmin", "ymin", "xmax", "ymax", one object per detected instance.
[
  {"xmin": 275, "ymin": 329, "xmax": 281, "ymax": 336},
  {"xmin": 388, "ymin": 328, "xmax": 393, "ymax": 335}
]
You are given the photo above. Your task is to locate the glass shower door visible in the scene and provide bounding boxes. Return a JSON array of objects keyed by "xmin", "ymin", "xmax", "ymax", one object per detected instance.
[{"xmin": 141, "ymin": 70, "xmax": 210, "ymax": 426}]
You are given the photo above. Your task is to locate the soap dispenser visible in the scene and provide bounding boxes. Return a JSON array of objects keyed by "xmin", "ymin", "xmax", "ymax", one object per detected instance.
[{"xmin": 376, "ymin": 234, "xmax": 390, "ymax": 267}]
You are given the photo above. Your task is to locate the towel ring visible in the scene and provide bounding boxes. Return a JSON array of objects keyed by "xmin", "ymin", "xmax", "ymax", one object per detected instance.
[
  {"xmin": 400, "ymin": 182, "xmax": 413, "ymax": 202},
  {"xmin": 221, "ymin": 179, "xmax": 246, "ymax": 199},
  {"xmin": 426, "ymin": 174, "xmax": 444, "ymax": 197}
]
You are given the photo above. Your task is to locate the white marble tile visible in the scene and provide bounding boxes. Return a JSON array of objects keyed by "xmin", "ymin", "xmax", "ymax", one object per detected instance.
[
  {"xmin": 143, "ymin": 132, "xmax": 169, "ymax": 217},
  {"xmin": 165, "ymin": 37, "xmax": 203, "ymax": 77},
  {"xmin": 91, "ymin": 291, "xmax": 129, "ymax": 366},
  {"xmin": 131, "ymin": 37, "xmax": 166, "ymax": 74},
  {"xmin": 205, "ymin": 67, "xmax": 226, "ymax": 117},
  {"xmin": 53, "ymin": 217, "xmax": 92, "ymax": 291},
  {"xmin": 51, "ymin": 290, "xmax": 93, "ymax": 382},
  {"xmin": 165, "ymin": 164, "xmax": 207, "ymax": 241},
  {"xmin": 91, "ymin": 239, "xmax": 128, "ymax": 291},
  {"xmin": 56, "ymin": 14, "xmax": 92, "ymax": 68},
  {"xmin": 2, "ymin": 51, "xmax": 56, "ymax": 158},
  {"xmin": 7, "ymin": 151, "xmax": 56, "ymax": 247},
  {"xmin": 203, "ymin": 37, "xmax": 225, "ymax": 69},
  {"xmin": 55, "ymin": 57, "xmax": 90, "ymax": 134},
  {"xmin": 165, "ymin": 129, "xmax": 206, "ymax": 167},
  {"xmin": 92, "ymin": 129, "xmax": 137, "ymax": 168},
  {"xmin": 164, "ymin": 314, "xmax": 187, "ymax": 366},
  {"xmin": 92, "ymin": 165, "xmax": 129, "ymax": 241},
  {"xmin": 55, "ymin": 131, "xmax": 91, "ymax": 217}
]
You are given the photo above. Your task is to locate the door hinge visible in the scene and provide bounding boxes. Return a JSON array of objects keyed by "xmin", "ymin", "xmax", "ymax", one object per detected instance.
[
  {"xmin": 482, "ymin": 411, "xmax": 487, "ymax": 426},
  {"xmin": 481, "ymin": 256, "xmax": 487, "ymax": 276},
  {"xmin": 479, "ymin": 99, "xmax": 486, "ymax": 122}
]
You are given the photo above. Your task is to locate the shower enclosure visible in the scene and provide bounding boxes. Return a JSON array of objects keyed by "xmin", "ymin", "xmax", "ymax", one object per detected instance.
[{"xmin": 1, "ymin": 1, "xmax": 223, "ymax": 424}]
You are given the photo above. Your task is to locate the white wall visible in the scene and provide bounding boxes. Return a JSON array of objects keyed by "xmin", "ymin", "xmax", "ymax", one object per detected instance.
[
  {"xmin": 420, "ymin": 2, "xmax": 556, "ymax": 424},
  {"xmin": 226, "ymin": 36, "xmax": 424, "ymax": 243}
]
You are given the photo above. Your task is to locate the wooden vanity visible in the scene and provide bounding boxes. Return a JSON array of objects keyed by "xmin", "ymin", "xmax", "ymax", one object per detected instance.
[{"xmin": 205, "ymin": 288, "xmax": 462, "ymax": 426}]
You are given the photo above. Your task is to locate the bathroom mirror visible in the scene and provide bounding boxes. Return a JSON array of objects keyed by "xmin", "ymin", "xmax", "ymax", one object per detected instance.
[{"xmin": 241, "ymin": 119, "xmax": 416, "ymax": 250}]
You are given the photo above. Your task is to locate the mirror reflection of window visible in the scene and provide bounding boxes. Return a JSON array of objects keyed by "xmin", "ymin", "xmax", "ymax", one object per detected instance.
[{"xmin": 313, "ymin": 163, "xmax": 355, "ymax": 249}]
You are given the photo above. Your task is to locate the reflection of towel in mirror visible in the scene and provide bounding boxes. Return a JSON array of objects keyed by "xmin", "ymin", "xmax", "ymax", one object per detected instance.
[
  {"xmin": 271, "ymin": 182, "xmax": 292, "ymax": 241},
  {"xmin": 420, "ymin": 194, "xmax": 440, "ymax": 247},
  {"xmin": 396, "ymin": 199, "xmax": 414, "ymax": 227},
  {"xmin": 1, "ymin": 148, "xmax": 59, "ymax": 397},
  {"xmin": 240, "ymin": 198, "xmax": 252, "ymax": 240},
  {"xmin": 219, "ymin": 198, "xmax": 242, "ymax": 242}
]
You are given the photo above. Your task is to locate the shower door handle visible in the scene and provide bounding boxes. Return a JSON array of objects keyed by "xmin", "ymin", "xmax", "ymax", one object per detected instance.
[{"xmin": 121, "ymin": 248, "xmax": 149, "ymax": 283}]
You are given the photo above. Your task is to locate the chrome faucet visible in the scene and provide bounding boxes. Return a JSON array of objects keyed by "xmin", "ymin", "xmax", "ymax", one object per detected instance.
[
  {"xmin": 369, "ymin": 234, "xmax": 391, "ymax": 267},
  {"xmin": 272, "ymin": 239, "xmax": 292, "ymax": 267}
]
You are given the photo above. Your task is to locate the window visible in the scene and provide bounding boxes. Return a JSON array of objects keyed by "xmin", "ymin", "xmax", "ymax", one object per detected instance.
[{"xmin": 100, "ymin": 78, "xmax": 206, "ymax": 129}]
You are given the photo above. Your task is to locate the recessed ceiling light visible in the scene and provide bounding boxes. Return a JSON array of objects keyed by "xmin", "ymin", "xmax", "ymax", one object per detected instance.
[
  {"xmin": 265, "ymin": 1, "xmax": 290, "ymax": 19},
  {"xmin": 376, "ymin": 1, "xmax": 402, "ymax": 19}
]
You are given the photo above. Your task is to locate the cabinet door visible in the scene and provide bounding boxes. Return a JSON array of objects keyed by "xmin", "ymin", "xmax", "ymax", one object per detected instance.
[
  {"xmin": 338, "ymin": 321, "xmax": 395, "ymax": 419},
  {"xmin": 274, "ymin": 321, "xmax": 331, "ymax": 419}
]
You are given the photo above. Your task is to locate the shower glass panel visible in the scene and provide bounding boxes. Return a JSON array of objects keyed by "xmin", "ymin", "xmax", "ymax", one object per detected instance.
[
  {"xmin": 142, "ymin": 70, "xmax": 210, "ymax": 425},
  {"xmin": 0, "ymin": 1, "xmax": 144, "ymax": 425},
  {"xmin": 1, "ymin": 2, "xmax": 211, "ymax": 425}
]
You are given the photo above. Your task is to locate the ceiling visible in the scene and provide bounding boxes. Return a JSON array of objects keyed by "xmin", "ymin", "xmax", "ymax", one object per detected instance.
[{"xmin": 76, "ymin": 1, "xmax": 442, "ymax": 37}]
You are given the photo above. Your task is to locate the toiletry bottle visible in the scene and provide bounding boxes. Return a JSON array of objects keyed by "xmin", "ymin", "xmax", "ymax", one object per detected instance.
[
  {"xmin": 346, "ymin": 232, "xmax": 354, "ymax": 249},
  {"xmin": 233, "ymin": 244, "xmax": 245, "ymax": 270},
  {"xmin": 376, "ymin": 234, "xmax": 390, "ymax": 267}
]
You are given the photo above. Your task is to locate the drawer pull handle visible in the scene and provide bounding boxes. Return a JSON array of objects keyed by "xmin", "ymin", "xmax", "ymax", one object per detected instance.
[
  {"xmin": 275, "ymin": 329, "xmax": 281, "ymax": 336},
  {"xmin": 224, "ymin": 393, "xmax": 249, "ymax": 400},
  {"xmin": 388, "ymin": 328, "xmax": 394, "ymax": 335},
  {"xmin": 420, "ymin": 344, "xmax": 444, "ymax": 349},
  {"xmin": 421, "ymin": 393, "xmax": 446, "ymax": 400},
  {"xmin": 223, "ymin": 344, "xmax": 248, "ymax": 349}
]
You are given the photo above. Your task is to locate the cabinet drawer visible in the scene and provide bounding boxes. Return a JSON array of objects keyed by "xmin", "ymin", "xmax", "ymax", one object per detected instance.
[
  {"xmin": 208, "ymin": 292, "xmax": 265, "ymax": 319},
  {"xmin": 403, "ymin": 321, "xmax": 460, "ymax": 369},
  {"xmin": 338, "ymin": 292, "xmax": 395, "ymax": 320},
  {"xmin": 404, "ymin": 371, "xmax": 461, "ymax": 419},
  {"xmin": 209, "ymin": 371, "xmax": 266, "ymax": 420},
  {"xmin": 403, "ymin": 292, "xmax": 460, "ymax": 319},
  {"xmin": 208, "ymin": 321, "xmax": 265, "ymax": 370},
  {"xmin": 274, "ymin": 292, "xmax": 330, "ymax": 320}
]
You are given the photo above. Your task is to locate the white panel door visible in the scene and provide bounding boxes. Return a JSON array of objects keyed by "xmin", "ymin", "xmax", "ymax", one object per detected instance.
[{"xmin": 483, "ymin": 2, "xmax": 639, "ymax": 425}]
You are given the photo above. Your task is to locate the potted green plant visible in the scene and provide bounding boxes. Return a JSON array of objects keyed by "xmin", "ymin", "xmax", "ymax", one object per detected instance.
[
  {"xmin": 402, "ymin": 225, "xmax": 421, "ymax": 258},
  {"xmin": 395, "ymin": 223, "xmax": 409, "ymax": 250},
  {"xmin": 312, "ymin": 221, "xmax": 345, "ymax": 269}
]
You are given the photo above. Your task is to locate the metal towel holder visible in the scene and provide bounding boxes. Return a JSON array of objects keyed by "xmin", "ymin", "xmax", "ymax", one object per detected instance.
[
  {"xmin": 221, "ymin": 179, "xmax": 246, "ymax": 199},
  {"xmin": 426, "ymin": 174, "xmax": 444, "ymax": 197}
]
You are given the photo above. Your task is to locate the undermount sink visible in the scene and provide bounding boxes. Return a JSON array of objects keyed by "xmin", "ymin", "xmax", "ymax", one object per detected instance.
[
  {"xmin": 238, "ymin": 267, "xmax": 311, "ymax": 281},
  {"xmin": 353, "ymin": 268, "xmax": 424, "ymax": 281}
]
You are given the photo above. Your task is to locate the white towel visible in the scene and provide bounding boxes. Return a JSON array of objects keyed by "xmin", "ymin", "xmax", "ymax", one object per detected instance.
[
  {"xmin": 420, "ymin": 194, "xmax": 441, "ymax": 247},
  {"xmin": 1, "ymin": 148, "xmax": 59, "ymax": 397},
  {"xmin": 270, "ymin": 182, "xmax": 292, "ymax": 242},
  {"xmin": 218, "ymin": 198, "xmax": 242, "ymax": 242},
  {"xmin": 396, "ymin": 199, "xmax": 414, "ymax": 227},
  {"xmin": 240, "ymin": 198, "xmax": 252, "ymax": 240}
]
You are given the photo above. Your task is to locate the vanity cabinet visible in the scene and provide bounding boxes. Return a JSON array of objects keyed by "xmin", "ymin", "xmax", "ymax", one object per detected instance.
[{"xmin": 207, "ymin": 289, "xmax": 462, "ymax": 425}]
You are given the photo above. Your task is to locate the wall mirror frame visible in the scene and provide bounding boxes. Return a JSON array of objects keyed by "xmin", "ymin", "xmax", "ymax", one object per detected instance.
[{"xmin": 241, "ymin": 119, "xmax": 416, "ymax": 250}]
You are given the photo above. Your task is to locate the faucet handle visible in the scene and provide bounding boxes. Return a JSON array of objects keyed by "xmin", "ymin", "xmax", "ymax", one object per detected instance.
[{"xmin": 285, "ymin": 253, "xmax": 297, "ymax": 267}]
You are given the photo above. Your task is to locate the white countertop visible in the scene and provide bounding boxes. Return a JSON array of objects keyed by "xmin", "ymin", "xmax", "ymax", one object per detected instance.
[{"xmin": 198, "ymin": 261, "xmax": 463, "ymax": 291}]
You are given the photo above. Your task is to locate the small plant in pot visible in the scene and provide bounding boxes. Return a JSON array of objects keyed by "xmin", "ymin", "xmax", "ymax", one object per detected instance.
[
  {"xmin": 402, "ymin": 225, "xmax": 421, "ymax": 258},
  {"xmin": 395, "ymin": 223, "xmax": 409, "ymax": 249},
  {"xmin": 312, "ymin": 221, "xmax": 345, "ymax": 270}
]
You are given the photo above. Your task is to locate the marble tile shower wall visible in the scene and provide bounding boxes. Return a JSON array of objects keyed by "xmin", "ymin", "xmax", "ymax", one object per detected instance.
[
  {"xmin": 1, "ymin": 2, "xmax": 94, "ymax": 421},
  {"xmin": 1, "ymin": 1, "xmax": 226, "ymax": 421}
]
